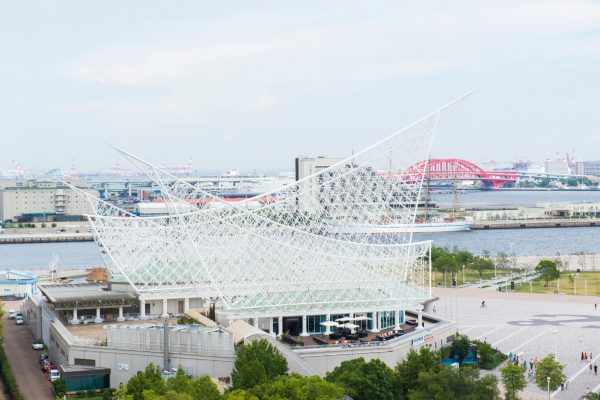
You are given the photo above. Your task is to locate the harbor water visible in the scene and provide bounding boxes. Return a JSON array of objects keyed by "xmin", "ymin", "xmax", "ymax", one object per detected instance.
[{"xmin": 0, "ymin": 191, "xmax": 598, "ymax": 270}]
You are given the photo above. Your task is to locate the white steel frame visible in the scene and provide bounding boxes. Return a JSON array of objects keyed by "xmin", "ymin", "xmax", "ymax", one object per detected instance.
[{"xmin": 79, "ymin": 93, "xmax": 471, "ymax": 317}]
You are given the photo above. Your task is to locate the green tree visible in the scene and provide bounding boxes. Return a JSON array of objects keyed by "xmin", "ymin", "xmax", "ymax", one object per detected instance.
[
  {"xmin": 500, "ymin": 364, "xmax": 526, "ymax": 400},
  {"xmin": 224, "ymin": 389, "xmax": 259, "ymax": 400},
  {"xmin": 582, "ymin": 393, "xmax": 600, "ymax": 400},
  {"xmin": 231, "ymin": 339, "xmax": 288, "ymax": 389},
  {"xmin": 470, "ymin": 257, "xmax": 494, "ymax": 278},
  {"xmin": 186, "ymin": 375, "xmax": 222, "ymax": 400},
  {"xmin": 260, "ymin": 374, "xmax": 344, "ymax": 400},
  {"xmin": 433, "ymin": 254, "xmax": 458, "ymax": 286},
  {"xmin": 451, "ymin": 334, "xmax": 470, "ymax": 363},
  {"xmin": 325, "ymin": 357, "xmax": 397, "ymax": 400},
  {"xmin": 113, "ymin": 384, "xmax": 134, "ymax": 400},
  {"xmin": 533, "ymin": 355, "xmax": 566, "ymax": 392},
  {"xmin": 408, "ymin": 367, "xmax": 500, "ymax": 400},
  {"xmin": 395, "ymin": 347, "xmax": 440, "ymax": 398},
  {"xmin": 535, "ymin": 260, "xmax": 560, "ymax": 287},
  {"xmin": 166, "ymin": 368, "xmax": 190, "ymax": 393},
  {"xmin": 495, "ymin": 251, "xmax": 510, "ymax": 271},
  {"xmin": 127, "ymin": 364, "xmax": 167, "ymax": 400}
]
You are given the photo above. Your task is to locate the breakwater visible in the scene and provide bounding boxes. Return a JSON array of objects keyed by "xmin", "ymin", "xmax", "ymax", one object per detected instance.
[
  {"xmin": 472, "ymin": 218, "xmax": 600, "ymax": 230},
  {"xmin": 0, "ymin": 233, "xmax": 93, "ymax": 244}
]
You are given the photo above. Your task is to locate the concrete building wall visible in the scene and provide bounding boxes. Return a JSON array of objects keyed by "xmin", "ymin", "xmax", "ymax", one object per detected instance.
[
  {"xmin": 296, "ymin": 321, "xmax": 456, "ymax": 375},
  {"xmin": 295, "ymin": 157, "xmax": 342, "ymax": 211}
]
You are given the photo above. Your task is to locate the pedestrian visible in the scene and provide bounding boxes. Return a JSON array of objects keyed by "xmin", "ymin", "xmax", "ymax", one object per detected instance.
[
  {"xmin": 590, "ymin": 363, "xmax": 593, "ymax": 374},
  {"xmin": 560, "ymin": 382, "xmax": 564, "ymax": 391},
  {"xmin": 595, "ymin": 364, "xmax": 598, "ymax": 375},
  {"xmin": 582, "ymin": 352, "xmax": 585, "ymax": 361},
  {"xmin": 433, "ymin": 306, "xmax": 436, "ymax": 314},
  {"xmin": 595, "ymin": 303, "xmax": 597, "ymax": 310}
]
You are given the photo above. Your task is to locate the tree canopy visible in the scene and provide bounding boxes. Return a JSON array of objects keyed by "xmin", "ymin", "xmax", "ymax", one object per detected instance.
[
  {"xmin": 408, "ymin": 367, "xmax": 499, "ymax": 400},
  {"xmin": 451, "ymin": 334, "xmax": 470, "ymax": 364},
  {"xmin": 535, "ymin": 260, "xmax": 560, "ymax": 287},
  {"xmin": 325, "ymin": 358, "xmax": 397, "ymax": 400},
  {"xmin": 534, "ymin": 355, "xmax": 566, "ymax": 392},
  {"xmin": 231, "ymin": 339, "xmax": 288, "ymax": 389},
  {"xmin": 500, "ymin": 364, "xmax": 526, "ymax": 400},
  {"xmin": 115, "ymin": 366, "xmax": 221, "ymax": 400},
  {"xmin": 395, "ymin": 347, "xmax": 440, "ymax": 398}
]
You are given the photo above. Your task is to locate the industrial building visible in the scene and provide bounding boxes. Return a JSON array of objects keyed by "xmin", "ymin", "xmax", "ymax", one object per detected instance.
[
  {"xmin": 0, "ymin": 179, "xmax": 97, "ymax": 223},
  {"xmin": 576, "ymin": 160, "xmax": 600, "ymax": 177},
  {"xmin": 0, "ymin": 270, "xmax": 37, "ymax": 298}
]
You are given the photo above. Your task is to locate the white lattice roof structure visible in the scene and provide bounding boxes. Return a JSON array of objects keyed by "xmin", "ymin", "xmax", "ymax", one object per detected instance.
[{"xmin": 75, "ymin": 93, "xmax": 470, "ymax": 318}]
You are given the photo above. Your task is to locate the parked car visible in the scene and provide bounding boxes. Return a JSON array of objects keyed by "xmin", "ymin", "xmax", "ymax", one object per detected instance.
[
  {"xmin": 48, "ymin": 369, "xmax": 60, "ymax": 382},
  {"xmin": 8, "ymin": 310, "xmax": 16, "ymax": 319},
  {"xmin": 38, "ymin": 354, "xmax": 49, "ymax": 365},
  {"xmin": 32, "ymin": 340, "xmax": 44, "ymax": 350},
  {"xmin": 15, "ymin": 316, "xmax": 24, "ymax": 325},
  {"xmin": 41, "ymin": 359, "xmax": 55, "ymax": 372}
]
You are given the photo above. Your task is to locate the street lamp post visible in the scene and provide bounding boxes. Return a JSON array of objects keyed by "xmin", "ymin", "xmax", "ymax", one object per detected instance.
[{"xmin": 547, "ymin": 376, "xmax": 550, "ymax": 400}]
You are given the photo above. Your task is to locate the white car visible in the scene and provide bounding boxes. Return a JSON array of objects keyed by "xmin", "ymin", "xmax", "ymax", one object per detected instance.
[
  {"xmin": 32, "ymin": 340, "xmax": 44, "ymax": 350},
  {"xmin": 15, "ymin": 316, "xmax": 24, "ymax": 325},
  {"xmin": 8, "ymin": 310, "xmax": 16, "ymax": 320},
  {"xmin": 48, "ymin": 369, "xmax": 60, "ymax": 382}
]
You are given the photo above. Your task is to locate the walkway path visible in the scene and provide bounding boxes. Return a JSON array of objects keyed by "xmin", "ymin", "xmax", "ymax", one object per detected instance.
[
  {"xmin": 433, "ymin": 287, "xmax": 600, "ymax": 399},
  {"xmin": 2, "ymin": 300, "xmax": 54, "ymax": 400}
]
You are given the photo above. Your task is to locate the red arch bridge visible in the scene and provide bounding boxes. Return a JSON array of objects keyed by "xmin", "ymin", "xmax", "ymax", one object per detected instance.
[{"xmin": 401, "ymin": 158, "xmax": 518, "ymax": 189}]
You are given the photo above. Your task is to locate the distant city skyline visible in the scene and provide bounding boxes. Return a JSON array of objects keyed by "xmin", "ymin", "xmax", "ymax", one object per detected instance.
[{"xmin": 1, "ymin": 1, "xmax": 600, "ymax": 172}]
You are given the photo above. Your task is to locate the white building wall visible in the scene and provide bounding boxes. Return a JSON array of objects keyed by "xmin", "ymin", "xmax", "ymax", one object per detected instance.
[{"xmin": 295, "ymin": 321, "xmax": 456, "ymax": 375}]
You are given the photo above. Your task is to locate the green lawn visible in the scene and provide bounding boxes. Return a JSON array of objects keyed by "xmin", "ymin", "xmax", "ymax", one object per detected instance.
[
  {"xmin": 432, "ymin": 268, "xmax": 512, "ymax": 286},
  {"xmin": 515, "ymin": 271, "xmax": 600, "ymax": 296}
]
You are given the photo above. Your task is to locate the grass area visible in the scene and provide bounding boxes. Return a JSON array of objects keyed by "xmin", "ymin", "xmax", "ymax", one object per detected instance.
[
  {"xmin": 514, "ymin": 271, "xmax": 600, "ymax": 296},
  {"xmin": 432, "ymin": 268, "xmax": 512, "ymax": 286}
]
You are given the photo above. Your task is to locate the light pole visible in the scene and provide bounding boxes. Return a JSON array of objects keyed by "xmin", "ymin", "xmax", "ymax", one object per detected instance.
[{"xmin": 547, "ymin": 376, "xmax": 550, "ymax": 400}]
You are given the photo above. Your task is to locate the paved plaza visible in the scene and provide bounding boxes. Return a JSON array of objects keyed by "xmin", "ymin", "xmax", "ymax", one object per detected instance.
[{"xmin": 433, "ymin": 287, "xmax": 600, "ymax": 399}]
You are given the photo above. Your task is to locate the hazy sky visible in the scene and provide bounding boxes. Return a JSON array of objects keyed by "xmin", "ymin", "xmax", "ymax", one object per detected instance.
[{"xmin": 1, "ymin": 1, "xmax": 599, "ymax": 173}]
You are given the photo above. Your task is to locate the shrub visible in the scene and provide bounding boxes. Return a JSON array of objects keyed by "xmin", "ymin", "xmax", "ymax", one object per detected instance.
[
  {"xmin": 51, "ymin": 223, "xmax": 57, "ymax": 228},
  {"xmin": 86, "ymin": 388, "xmax": 97, "ymax": 396},
  {"xmin": 102, "ymin": 389, "xmax": 112, "ymax": 400},
  {"xmin": 0, "ymin": 344, "xmax": 25, "ymax": 400},
  {"xmin": 472, "ymin": 340, "xmax": 507, "ymax": 370},
  {"xmin": 52, "ymin": 379, "xmax": 66, "ymax": 397}
]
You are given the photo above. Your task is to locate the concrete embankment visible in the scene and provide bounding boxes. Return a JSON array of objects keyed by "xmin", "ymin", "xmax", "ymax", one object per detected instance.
[
  {"xmin": 0, "ymin": 233, "xmax": 93, "ymax": 244},
  {"xmin": 472, "ymin": 218, "xmax": 600, "ymax": 230}
]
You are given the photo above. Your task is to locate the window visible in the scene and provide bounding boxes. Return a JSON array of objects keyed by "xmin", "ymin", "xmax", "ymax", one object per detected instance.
[
  {"xmin": 306, "ymin": 315, "xmax": 326, "ymax": 334},
  {"xmin": 378, "ymin": 310, "xmax": 396, "ymax": 330}
]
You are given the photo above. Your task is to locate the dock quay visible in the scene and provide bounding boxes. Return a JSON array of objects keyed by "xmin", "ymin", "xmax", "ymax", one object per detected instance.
[
  {"xmin": 472, "ymin": 218, "xmax": 600, "ymax": 230},
  {"xmin": 0, "ymin": 233, "xmax": 93, "ymax": 244}
]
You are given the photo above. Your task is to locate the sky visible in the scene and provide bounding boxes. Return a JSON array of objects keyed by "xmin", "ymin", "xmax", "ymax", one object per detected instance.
[{"xmin": 1, "ymin": 1, "xmax": 600, "ymax": 174}]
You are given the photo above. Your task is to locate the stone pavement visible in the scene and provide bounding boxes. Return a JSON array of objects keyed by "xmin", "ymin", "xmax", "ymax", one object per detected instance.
[{"xmin": 432, "ymin": 287, "xmax": 600, "ymax": 399}]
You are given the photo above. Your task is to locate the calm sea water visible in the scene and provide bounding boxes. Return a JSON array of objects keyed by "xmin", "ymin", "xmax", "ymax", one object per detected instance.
[{"xmin": 1, "ymin": 191, "xmax": 599, "ymax": 270}]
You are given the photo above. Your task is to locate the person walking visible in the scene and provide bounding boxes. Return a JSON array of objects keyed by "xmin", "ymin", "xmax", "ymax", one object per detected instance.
[
  {"xmin": 595, "ymin": 364, "xmax": 598, "ymax": 375},
  {"xmin": 590, "ymin": 363, "xmax": 593, "ymax": 374},
  {"xmin": 582, "ymin": 352, "xmax": 585, "ymax": 361}
]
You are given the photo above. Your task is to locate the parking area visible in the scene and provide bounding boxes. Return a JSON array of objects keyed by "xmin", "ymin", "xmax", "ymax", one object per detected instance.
[
  {"xmin": 433, "ymin": 287, "xmax": 600, "ymax": 399},
  {"xmin": 2, "ymin": 300, "xmax": 54, "ymax": 400}
]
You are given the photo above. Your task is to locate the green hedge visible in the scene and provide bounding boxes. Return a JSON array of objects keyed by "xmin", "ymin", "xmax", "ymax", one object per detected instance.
[
  {"xmin": 472, "ymin": 340, "xmax": 507, "ymax": 370},
  {"xmin": 0, "ymin": 343, "xmax": 25, "ymax": 400}
]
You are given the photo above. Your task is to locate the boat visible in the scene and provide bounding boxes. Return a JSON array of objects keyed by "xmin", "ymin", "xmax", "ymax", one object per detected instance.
[{"xmin": 324, "ymin": 219, "xmax": 472, "ymax": 234}]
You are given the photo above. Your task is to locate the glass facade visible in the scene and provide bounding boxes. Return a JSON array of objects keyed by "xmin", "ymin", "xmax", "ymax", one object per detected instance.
[
  {"xmin": 307, "ymin": 315, "xmax": 326, "ymax": 334},
  {"xmin": 378, "ymin": 310, "xmax": 397, "ymax": 330},
  {"xmin": 64, "ymin": 373, "xmax": 110, "ymax": 391}
]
